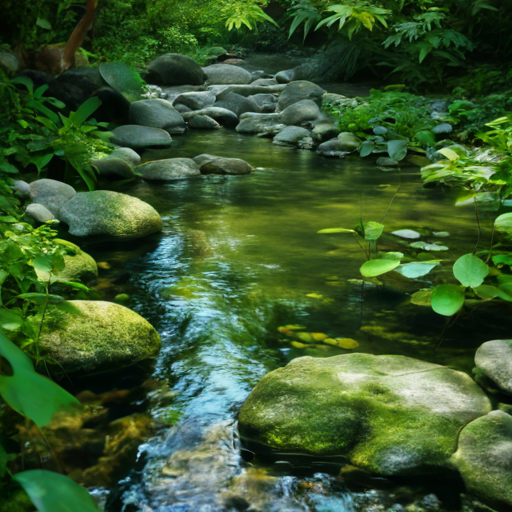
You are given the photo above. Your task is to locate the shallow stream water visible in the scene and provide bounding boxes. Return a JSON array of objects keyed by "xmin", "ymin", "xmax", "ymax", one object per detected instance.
[{"xmin": 86, "ymin": 129, "xmax": 508, "ymax": 512}]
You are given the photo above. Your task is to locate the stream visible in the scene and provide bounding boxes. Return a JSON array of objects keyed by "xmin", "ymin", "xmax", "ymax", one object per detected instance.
[{"xmin": 85, "ymin": 128, "xmax": 505, "ymax": 512}]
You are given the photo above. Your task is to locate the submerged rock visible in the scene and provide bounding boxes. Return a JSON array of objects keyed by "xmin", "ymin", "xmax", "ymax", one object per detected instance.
[
  {"xmin": 129, "ymin": 99, "xmax": 186, "ymax": 134},
  {"xmin": 195, "ymin": 155, "xmax": 252, "ymax": 175},
  {"xmin": 238, "ymin": 353, "xmax": 491, "ymax": 475},
  {"xmin": 137, "ymin": 158, "xmax": 201, "ymax": 181},
  {"xmin": 146, "ymin": 53, "xmax": 206, "ymax": 86},
  {"xmin": 58, "ymin": 190, "xmax": 162, "ymax": 239},
  {"xmin": 452, "ymin": 411, "xmax": 512, "ymax": 509},
  {"xmin": 183, "ymin": 107, "xmax": 239, "ymax": 129},
  {"xmin": 475, "ymin": 340, "xmax": 512, "ymax": 395},
  {"xmin": 273, "ymin": 126, "xmax": 311, "ymax": 147},
  {"xmin": 111, "ymin": 125, "xmax": 172, "ymax": 149},
  {"xmin": 278, "ymin": 80, "xmax": 326, "ymax": 110},
  {"xmin": 92, "ymin": 157, "xmax": 135, "ymax": 180},
  {"xmin": 39, "ymin": 300, "xmax": 161, "ymax": 375},
  {"xmin": 281, "ymin": 99, "xmax": 323, "ymax": 126},
  {"xmin": 203, "ymin": 64, "xmax": 253, "ymax": 85},
  {"xmin": 29, "ymin": 179, "xmax": 76, "ymax": 216}
]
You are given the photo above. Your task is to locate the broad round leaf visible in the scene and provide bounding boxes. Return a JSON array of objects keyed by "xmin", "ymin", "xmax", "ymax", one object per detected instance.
[
  {"xmin": 410, "ymin": 289, "xmax": 433, "ymax": 306},
  {"xmin": 360, "ymin": 258, "xmax": 401, "ymax": 278},
  {"xmin": 387, "ymin": 139, "xmax": 409, "ymax": 161},
  {"xmin": 431, "ymin": 284, "xmax": 465, "ymax": 316},
  {"xmin": 395, "ymin": 262, "xmax": 439, "ymax": 279},
  {"xmin": 392, "ymin": 229, "xmax": 420, "ymax": 240},
  {"xmin": 13, "ymin": 470, "xmax": 100, "ymax": 512},
  {"xmin": 362, "ymin": 221, "xmax": 384, "ymax": 241},
  {"xmin": 99, "ymin": 62, "xmax": 145, "ymax": 103},
  {"xmin": 453, "ymin": 254, "xmax": 489, "ymax": 288},
  {"xmin": 495, "ymin": 213, "xmax": 512, "ymax": 238}
]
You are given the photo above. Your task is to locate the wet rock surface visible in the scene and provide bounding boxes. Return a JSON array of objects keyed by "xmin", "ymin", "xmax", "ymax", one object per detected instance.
[
  {"xmin": 137, "ymin": 158, "xmax": 201, "ymax": 181},
  {"xmin": 474, "ymin": 340, "xmax": 512, "ymax": 394}
]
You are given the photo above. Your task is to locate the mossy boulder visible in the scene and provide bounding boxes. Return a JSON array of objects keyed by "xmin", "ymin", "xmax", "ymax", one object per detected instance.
[
  {"xmin": 58, "ymin": 190, "xmax": 162, "ymax": 239},
  {"xmin": 238, "ymin": 354, "xmax": 491, "ymax": 476},
  {"xmin": 452, "ymin": 411, "xmax": 512, "ymax": 510},
  {"xmin": 54, "ymin": 239, "xmax": 98, "ymax": 282},
  {"xmin": 39, "ymin": 300, "xmax": 161, "ymax": 375}
]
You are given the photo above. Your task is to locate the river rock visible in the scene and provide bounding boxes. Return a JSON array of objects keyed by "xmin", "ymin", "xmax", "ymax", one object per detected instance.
[
  {"xmin": 211, "ymin": 84, "xmax": 285, "ymax": 98},
  {"xmin": 58, "ymin": 191, "xmax": 162, "ymax": 239},
  {"xmin": 129, "ymin": 99, "xmax": 186, "ymax": 133},
  {"xmin": 173, "ymin": 91, "xmax": 216, "ymax": 110},
  {"xmin": 55, "ymin": 239, "xmax": 98, "ymax": 282},
  {"xmin": 273, "ymin": 126, "xmax": 311, "ymax": 147},
  {"xmin": 137, "ymin": 158, "xmax": 201, "ymax": 181},
  {"xmin": 39, "ymin": 300, "xmax": 161, "ymax": 375},
  {"xmin": 281, "ymin": 99, "xmax": 323, "ymax": 126},
  {"xmin": 110, "ymin": 147, "xmax": 141, "ymax": 166},
  {"xmin": 0, "ymin": 52, "xmax": 20, "ymax": 73},
  {"xmin": 203, "ymin": 64, "xmax": 252, "ymax": 85},
  {"xmin": 183, "ymin": 107, "xmax": 239, "ymax": 129},
  {"xmin": 278, "ymin": 81, "xmax": 326, "ymax": 110},
  {"xmin": 91, "ymin": 157, "xmax": 135, "ymax": 179},
  {"xmin": 13, "ymin": 180, "xmax": 31, "ymax": 196},
  {"xmin": 452, "ymin": 411, "xmax": 512, "ymax": 509},
  {"xmin": 111, "ymin": 125, "xmax": 172, "ymax": 149},
  {"xmin": 146, "ymin": 53, "xmax": 206, "ymax": 86},
  {"xmin": 312, "ymin": 123, "xmax": 339, "ymax": 141},
  {"xmin": 236, "ymin": 113, "xmax": 283, "ymax": 135},
  {"xmin": 196, "ymin": 156, "xmax": 252, "ymax": 175},
  {"xmin": 29, "ymin": 179, "xmax": 76, "ymax": 216},
  {"xmin": 238, "ymin": 353, "xmax": 491, "ymax": 475},
  {"xmin": 475, "ymin": 340, "xmax": 512, "ymax": 394},
  {"xmin": 214, "ymin": 92, "xmax": 261, "ymax": 117},
  {"xmin": 251, "ymin": 78, "xmax": 278, "ymax": 87},
  {"xmin": 188, "ymin": 115, "xmax": 221, "ymax": 129},
  {"xmin": 26, "ymin": 203, "xmax": 55, "ymax": 223},
  {"xmin": 249, "ymin": 93, "xmax": 277, "ymax": 113}
]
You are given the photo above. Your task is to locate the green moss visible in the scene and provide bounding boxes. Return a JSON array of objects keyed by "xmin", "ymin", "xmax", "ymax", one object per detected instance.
[{"xmin": 54, "ymin": 239, "xmax": 98, "ymax": 282}]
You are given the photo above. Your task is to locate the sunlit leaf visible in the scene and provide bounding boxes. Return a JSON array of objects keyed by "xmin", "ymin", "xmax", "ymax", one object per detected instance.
[
  {"xmin": 317, "ymin": 228, "xmax": 356, "ymax": 234},
  {"xmin": 453, "ymin": 254, "xmax": 489, "ymax": 288},
  {"xmin": 395, "ymin": 261, "xmax": 439, "ymax": 279},
  {"xmin": 360, "ymin": 258, "xmax": 401, "ymax": 277},
  {"xmin": 495, "ymin": 213, "xmax": 512, "ymax": 238},
  {"xmin": 392, "ymin": 229, "xmax": 421, "ymax": 239},
  {"xmin": 431, "ymin": 284, "xmax": 465, "ymax": 316},
  {"xmin": 410, "ymin": 289, "xmax": 433, "ymax": 306}
]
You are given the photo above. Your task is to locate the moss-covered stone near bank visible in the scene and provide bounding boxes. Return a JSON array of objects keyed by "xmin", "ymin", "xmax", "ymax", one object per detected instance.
[
  {"xmin": 39, "ymin": 300, "xmax": 161, "ymax": 375},
  {"xmin": 54, "ymin": 239, "xmax": 98, "ymax": 282},
  {"xmin": 238, "ymin": 353, "xmax": 491, "ymax": 476}
]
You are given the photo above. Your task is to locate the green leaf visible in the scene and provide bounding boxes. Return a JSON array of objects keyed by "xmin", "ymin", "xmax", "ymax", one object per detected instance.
[
  {"xmin": 36, "ymin": 18, "xmax": 52, "ymax": 30},
  {"xmin": 497, "ymin": 282, "xmax": 512, "ymax": 301},
  {"xmin": 0, "ymin": 309, "xmax": 24, "ymax": 330},
  {"xmin": 317, "ymin": 228, "xmax": 356, "ymax": 234},
  {"xmin": 410, "ymin": 289, "xmax": 432, "ymax": 306},
  {"xmin": 361, "ymin": 221, "xmax": 384, "ymax": 241},
  {"xmin": 17, "ymin": 293, "xmax": 63, "ymax": 305},
  {"xmin": 99, "ymin": 62, "xmax": 145, "ymax": 103},
  {"xmin": 395, "ymin": 262, "xmax": 439, "ymax": 279},
  {"xmin": 410, "ymin": 241, "xmax": 449, "ymax": 251},
  {"xmin": 453, "ymin": 254, "xmax": 489, "ymax": 288},
  {"xmin": 495, "ymin": 213, "xmax": 512, "ymax": 238},
  {"xmin": 387, "ymin": 139, "xmax": 409, "ymax": 161},
  {"xmin": 438, "ymin": 147, "xmax": 460, "ymax": 161},
  {"xmin": 10, "ymin": 76, "xmax": 34, "ymax": 94},
  {"xmin": 360, "ymin": 258, "xmax": 401, "ymax": 278},
  {"xmin": 0, "ymin": 443, "xmax": 7, "ymax": 478},
  {"xmin": 70, "ymin": 97, "xmax": 102, "ymax": 126},
  {"xmin": 431, "ymin": 284, "xmax": 465, "ymax": 316},
  {"xmin": 392, "ymin": 229, "xmax": 420, "ymax": 240},
  {"xmin": 474, "ymin": 285, "xmax": 501, "ymax": 300},
  {"xmin": 0, "ymin": 331, "xmax": 80, "ymax": 427},
  {"xmin": 492, "ymin": 254, "xmax": 512, "ymax": 266},
  {"xmin": 360, "ymin": 140, "xmax": 375, "ymax": 157},
  {"xmin": 13, "ymin": 470, "xmax": 100, "ymax": 512}
]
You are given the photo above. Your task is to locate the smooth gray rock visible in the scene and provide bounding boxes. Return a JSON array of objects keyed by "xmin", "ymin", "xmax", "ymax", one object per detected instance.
[
  {"xmin": 147, "ymin": 53, "xmax": 206, "ymax": 86},
  {"xmin": 214, "ymin": 92, "xmax": 261, "ymax": 117},
  {"xmin": 236, "ymin": 113, "xmax": 283, "ymax": 135},
  {"xmin": 91, "ymin": 157, "xmax": 135, "ymax": 179},
  {"xmin": 26, "ymin": 203, "xmax": 55, "ymax": 223},
  {"xmin": 129, "ymin": 99, "xmax": 186, "ymax": 133},
  {"xmin": 337, "ymin": 131, "xmax": 362, "ymax": 150},
  {"xmin": 197, "ymin": 156, "xmax": 252, "ymax": 175},
  {"xmin": 452, "ymin": 411, "xmax": 512, "ymax": 509},
  {"xmin": 13, "ymin": 180, "xmax": 31, "ymax": 196},
  {"xmin": 317, "ymin": 133, "xmax": 361, "ymax": 157},
  {"xmin": 210, "ymin": 84, "xmax": 285, "ymax": 98},
  {"xmin": 174, "ymin": 103, "xmax": 192, "ymax": 114},
  {"xmin": 203, "ymin": 64, "xmax": 252, "ymax": 85},
  {"xmin": 111, "ymin": 125, "xmax": 172, "ymax": 149},
  {"xmin": 160, "ymin": 85, "xmax": 206, "ymax": 103},
  {"xmin": 29, "ymin": 179, "xmax": 76, "ymax": 216},
  {"xmin": 173, "ymin": 91, "xmax": 216, "ymax": 110},
  {"xmin": 281, "ymin": 99, "xmax": 322, "ymax": 126},
  {"xmin": 0, "ymin": 52, "xmax": 20, "ymax": 73},
  {"xmin": 312, "ymin": 123, "xmax": 339, "ymax": 142},
  {"xmin": 273, "ymin": 126, "xmax": 311, "ymax": 147},
  {"xmin": 58, "ymin": 191, "xmax": 162, "ymax": 239},
  {"xmin": 433, "ymin": 123, "xmax": 453, "ymax": 135},
  {"xmin": 475, "ymin": 340, "xmax": 512, "ymax": 394},
  {"xmin": 188, "ymin": 115, "xmax": 221, "ymax": 129},
  {"xmin": 239, "ymin": 353, "xmax": 491, "ymax": 475},
  {"xmin": 182, "ymin": 107, "xmax": 239, "ymax": 129},
  {"xmin": 110, "ymin": 147, "xmax": 141, "ymax": 166},
  {"xmin": 278, "ymin": 81, "xmax": 326, "ymax": 110},
  {"xmin": 137, "ymin": 158, "xmax": 201, "ymax": 181},
  {"xmin": 249, "ymin": 93, "xmax": 277, "ymax": 113},
  {"xmin": 251, "ymin": 78, "xmax": 278, "ymax": 87}
]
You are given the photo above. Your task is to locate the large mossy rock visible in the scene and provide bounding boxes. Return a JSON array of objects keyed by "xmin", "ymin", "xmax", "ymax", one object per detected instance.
[
  {"xmin": 146, "ymin": 54, "xmax": 206, "ymax": 86},
  {"xmin": 58, "ymin": 191, "xmax": 162, "ymax": 239},
  {"xmin": 55, "ymin": 239, "xmax": 98, "ymax": 282},
  {"xmin": 238, "ymin": 354, "xmax": 491, "ymax": 476},
  {"xmin": 452, "ymin": 411, "xmax": 512, "ymax": 509},
  {"xmin": 39, "ymin": 301, "xmax": 161, "ymax": 375},
  {"xmin": 475, "ymin": 340, "xmax": 512, "ymax": 394}
]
